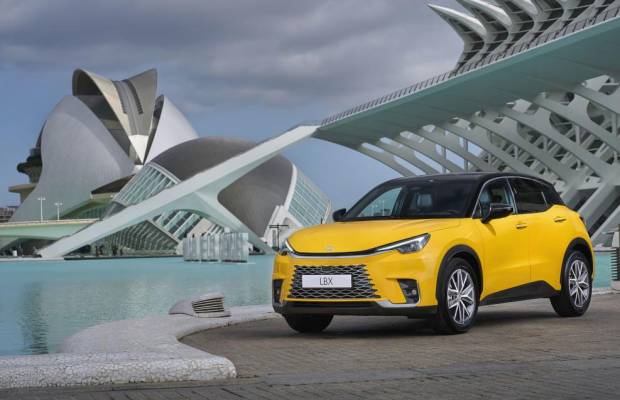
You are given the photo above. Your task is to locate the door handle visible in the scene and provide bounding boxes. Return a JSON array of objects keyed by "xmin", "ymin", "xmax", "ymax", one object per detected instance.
[
  {"xmin": 553, "ymin": 216, "xmax": 567, "ymax": 223},
  {"xmin": 515, "ymin": 222, "xmax": 528, "ymax": 230}
]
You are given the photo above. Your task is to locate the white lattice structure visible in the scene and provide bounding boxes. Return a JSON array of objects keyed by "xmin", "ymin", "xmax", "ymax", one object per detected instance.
[{"xmin": 316, "ymin": 1, "xmax": 620, "ymax": 245}]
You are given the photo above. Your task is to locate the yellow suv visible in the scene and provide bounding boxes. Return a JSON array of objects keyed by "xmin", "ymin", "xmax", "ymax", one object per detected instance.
[{"xmin": 272, "ymin": 173, "xmax": 593, "ymax": 334}]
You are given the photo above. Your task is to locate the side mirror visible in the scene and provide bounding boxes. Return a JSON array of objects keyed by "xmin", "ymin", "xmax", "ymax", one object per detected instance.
[
  {"xmin": 482, "ymin": 203, "xmax": 513, "ymax": 224},
  {"xmin": 332, "ymin": 208, "xmax": 347, "ymax": 222}
]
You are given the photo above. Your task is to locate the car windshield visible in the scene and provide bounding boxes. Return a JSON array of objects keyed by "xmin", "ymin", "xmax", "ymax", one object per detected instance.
[{"xmin": 343, "ymin": 180, "xmax": 477, "ymax": 220}]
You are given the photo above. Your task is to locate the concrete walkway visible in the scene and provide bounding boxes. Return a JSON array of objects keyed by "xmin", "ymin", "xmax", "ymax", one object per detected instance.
[
  {"xmin": 3, "ymin": 293, "xmax": 619, "ymax": 399},
  {"xmin": 0, "ymin": 305, "xmax": 276, "ymax": 390}
]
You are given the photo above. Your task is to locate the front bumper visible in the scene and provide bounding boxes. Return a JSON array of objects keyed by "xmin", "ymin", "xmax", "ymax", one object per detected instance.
[
  {"xmin": 273, "ymin": 249, "xmax": 440, "ymax": 310},
  {"xmin": 273, "ymin": 300, "xmax": 437, "ymax": 318}
]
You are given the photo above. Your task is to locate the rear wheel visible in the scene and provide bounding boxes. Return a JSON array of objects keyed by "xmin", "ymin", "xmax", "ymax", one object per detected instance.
[
  {"xmin": 283, "ymin": 314, "xmax": 333, "ymax": 333},
  {"xmin": 434, "ymin": 257, "xmax": 479, "ymax": 334},
  {"xmin": 550, "ymin": 251, "xmax": 592, "ymax": 317}
]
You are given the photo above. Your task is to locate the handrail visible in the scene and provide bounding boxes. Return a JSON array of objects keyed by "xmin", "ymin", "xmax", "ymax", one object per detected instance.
[
  {"xmin": 0, "ymin": 219, "xmax": 98, "ymax": 227},
  {"xmin": 320, "ymin": 5, "xmax": 620, "ymax": 127}
]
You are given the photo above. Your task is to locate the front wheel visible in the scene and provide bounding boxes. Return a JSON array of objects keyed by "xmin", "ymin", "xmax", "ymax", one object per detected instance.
[
  {"xmin": 550, "ymin": 251, "xmax": 592, "ymax": 317},
  {"xmin": 434, "ymin": 257, "xmax": 479, "ymax": 334},
  {"xmin": 283, "ymin": 314, "xmax": 333, "ymax": 333}
]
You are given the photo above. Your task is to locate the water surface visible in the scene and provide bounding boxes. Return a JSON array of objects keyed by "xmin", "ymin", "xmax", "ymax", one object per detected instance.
[
  {"xmin": 0, "ymin": 256, "xmax": 273, "ymax": 356},
  {"xmin": 0, "ymin": 252, "xmax": 612, "ymax": 356}
]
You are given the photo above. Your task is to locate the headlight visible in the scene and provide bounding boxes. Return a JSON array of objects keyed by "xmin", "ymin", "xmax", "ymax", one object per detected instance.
[
  {"xmin": 375, "ymin": 233, "xmax": 430, "ymax": 254},
  {"xmin": 279, "ymin": 239, "xmax": 295, "ymax": 256}
]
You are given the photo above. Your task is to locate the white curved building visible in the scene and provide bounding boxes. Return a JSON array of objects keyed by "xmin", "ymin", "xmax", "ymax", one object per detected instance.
[
  {"xmin": 3, "ymin": 69, "xmax": 199, "ymax": 252},
  {"xmin": 4, "ymin": 69, "xmax": 330, "ymax": 255}
]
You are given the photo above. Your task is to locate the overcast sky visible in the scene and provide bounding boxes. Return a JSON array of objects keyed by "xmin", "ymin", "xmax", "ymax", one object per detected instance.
[{"xmin": 0, "ymin": 0, "xmax": 465, "ymax": 209}]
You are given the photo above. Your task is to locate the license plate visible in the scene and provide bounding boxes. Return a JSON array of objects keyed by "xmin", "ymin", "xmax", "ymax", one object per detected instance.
[{"xmin": 302, "ymin": 274, "xmax": 352, "ymax": 288}]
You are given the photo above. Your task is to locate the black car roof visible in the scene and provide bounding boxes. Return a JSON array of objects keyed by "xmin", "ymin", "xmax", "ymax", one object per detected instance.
[{"xmin": 383, "ymin": 172, "xmax": 548, "ymax": 186}]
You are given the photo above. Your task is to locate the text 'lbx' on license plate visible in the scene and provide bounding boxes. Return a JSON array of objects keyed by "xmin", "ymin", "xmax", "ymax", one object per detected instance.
[{"xmin": 301, "ymin": 275, "xmax": 352, "ymax": 288}]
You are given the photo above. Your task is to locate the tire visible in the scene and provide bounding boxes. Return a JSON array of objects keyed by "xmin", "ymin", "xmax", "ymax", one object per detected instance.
[
  {"xmin": 433, "ymin": 257, "xmax": 479, "ymax": 334},
  {"xmin": 283, "ymin": 314, "xmax": 333, "ymax": 333},
  {"xmin": 550, "ymin": 250, "xmax": 592, "ymax": 317}
]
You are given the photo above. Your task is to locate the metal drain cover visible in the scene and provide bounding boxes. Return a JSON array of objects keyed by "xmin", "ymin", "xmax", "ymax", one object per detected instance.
[{"xmin": 169, "ymin": 292, "xmax": 231, "ymax": 318}]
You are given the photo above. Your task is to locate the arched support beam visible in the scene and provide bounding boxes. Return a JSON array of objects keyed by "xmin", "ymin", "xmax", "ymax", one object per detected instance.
[
  {"xmin": 373, "ymin": 140, "xmax": 441, "ymax": 175},
  {"xmin": 404, "ymin": 128, "xmax": 496, "ymax": 172},
  {"xmin": 499, "ymin": 106, "xmax": 612, "ymax": 177},
  {"xmin": 573, "ymin": 177, "xmax": 619, "ymax": 229},
  {"xmin": 591, "ymin": 188, "xmax": 620, "ymax": 244},
  {"xmin": 357, "ymin": 145, "xmax": 417, "ymax": 177},
  {"xmin": 442, "ymin": 121, "xmax": 536, "ymax": 174},
  {"xmin": 329, "ymin": 136, "xmax": 418, "ymax": 177},
  {"xmin": 328, "ymin": 120, "xmax": 465, "ymax": 175},
  {"xmin": 532, "ymin": 93, "xmax": 620, "ymax": 154},
  {"xmin": 343, "ymin": 113, "xmax": 496, "ymax": 172},
  {"xmin": 572, "ymin": 81, "xmax": 620, "ymax": 115},
  {"xmin": 468, "ymin": 114, "xmax": 575, "ymax": 182},
  {"xmin": 386, "ymin": 136, "xmax": 466, "ymax": 173}
]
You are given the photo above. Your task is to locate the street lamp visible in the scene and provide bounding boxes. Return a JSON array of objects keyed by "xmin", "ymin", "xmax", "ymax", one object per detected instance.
[
  {"xmin": 54, "ymin": 202, "xmax": 63, "ymax": 221},
  {"xmin": 37, "ymin": 197, "xmax": 46, "ymax": 222}
]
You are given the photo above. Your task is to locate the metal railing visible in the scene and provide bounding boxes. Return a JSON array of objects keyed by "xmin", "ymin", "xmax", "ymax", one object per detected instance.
[
  {"xmin": 0, "ymin": 219, "xmax": 97, "ymax": 227},
  {"xmin": 612, "ymin": 248, "xmax": 619, "ymax": 281},
  {"xmin": 320, "ymin": 5, "xmax": 620, "ymax": 127}
]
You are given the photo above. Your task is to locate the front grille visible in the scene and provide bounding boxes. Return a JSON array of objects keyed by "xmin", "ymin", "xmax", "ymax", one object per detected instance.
[{"xmin": 289, "ymin": 264, "xmax": 379, "ymax": 299}]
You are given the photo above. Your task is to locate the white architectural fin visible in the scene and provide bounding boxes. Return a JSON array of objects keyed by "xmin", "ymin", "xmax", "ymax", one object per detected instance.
[
  {"xmin": 456, "ymin": 0, "xmax": 513, "ymax": 28},
  {"xmin": 428, "ymin": 4, "xmax": 488, "ymax": 40},
  {"xmin": 128, "ymin": 135, "xmax": 149, "ymax": 163},
  {"xmin": 495, "ymin": 0, "xmax": 539, "ymax": 17}
]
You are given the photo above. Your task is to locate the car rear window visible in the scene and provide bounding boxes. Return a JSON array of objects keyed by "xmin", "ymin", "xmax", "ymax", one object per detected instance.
[
  {"xmin": 510, "ymin": 178, "xmax": 549, "ymax": 213},
  {"xmin": 540, "ymin": 182, "xmax": 564, "ymax": 205}
]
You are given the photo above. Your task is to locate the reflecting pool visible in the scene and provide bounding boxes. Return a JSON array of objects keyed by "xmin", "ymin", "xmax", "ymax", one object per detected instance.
[{"xmin": 0, "ymin": 256, "xmax": 273, "ymax": 356}]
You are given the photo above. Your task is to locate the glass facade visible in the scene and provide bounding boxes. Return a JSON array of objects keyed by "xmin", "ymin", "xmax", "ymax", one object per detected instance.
[
  {"xmin": 289, "ymin": 170, "xmax": 331, "ymax": 227},
  {"xmin": 102, "ymin": 163, "xmax": 204, "ymax": 254},
  {"xmin": 104, "ymin": 220, "xmax": 178, "ymax": 253},
  {"xmin": 100, "ymin": 162, "xmax": 330, "ymax": 254},
  {"xmin": 113, "ymin": 164, "xmax": 178, "ymax": 207}
]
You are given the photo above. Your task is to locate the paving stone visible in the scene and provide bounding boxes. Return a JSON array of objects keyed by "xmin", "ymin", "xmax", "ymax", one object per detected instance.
[{"xmin": 2, "ymin": 293, "xmax": 619, "ymax": 399}]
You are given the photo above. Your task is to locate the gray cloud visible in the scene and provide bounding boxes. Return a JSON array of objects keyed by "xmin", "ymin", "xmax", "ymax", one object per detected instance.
[
  {"xmin": 0, "ymin": 0, "xmax": 465, "ymax": 111},
  {"xmin": 0, "ymin": 1, "xmax": 471, "ymax": 208}
]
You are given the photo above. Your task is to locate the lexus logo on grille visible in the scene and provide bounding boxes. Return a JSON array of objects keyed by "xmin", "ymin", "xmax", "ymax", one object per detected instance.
[{"xmin": 325, "ymin": 245, "xmax": 335, "ymax": 252}]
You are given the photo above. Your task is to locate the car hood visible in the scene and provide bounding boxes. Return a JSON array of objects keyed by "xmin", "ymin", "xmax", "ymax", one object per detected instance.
[{"xmin": 288, "ymin": 219, "xmax": 460, "ymax": 254}]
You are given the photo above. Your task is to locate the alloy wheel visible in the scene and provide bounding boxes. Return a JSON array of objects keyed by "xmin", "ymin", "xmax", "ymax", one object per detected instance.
[
  {"xmin": 568, "ymin": 259, "xmax": 590, "ymax": 308},
  {"xmin": 447, "ymin": 268, "xmax": 476, "ymax": 325}
]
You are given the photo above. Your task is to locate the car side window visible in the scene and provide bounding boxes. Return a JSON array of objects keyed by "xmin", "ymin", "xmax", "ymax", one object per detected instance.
[
  {"xmin": 475, "ymin": 179, "xmax": 514, "ymax": 218},
  {"xmin": 510, "ymin": 178, "xmax": 548, "ymax": 213},
  {"xmin": 357, "ymin": 187, "xmax": 402, "ymax": 217}
]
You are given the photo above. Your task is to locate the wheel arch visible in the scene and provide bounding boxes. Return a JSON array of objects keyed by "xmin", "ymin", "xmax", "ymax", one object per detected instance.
[
  {"xmin": 435, "ymin": 245, "xmax": 483, "ymax": 301},
  {"xmin": 566, "ymin": 237, "xmax": 594, "ymax": 278}
]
